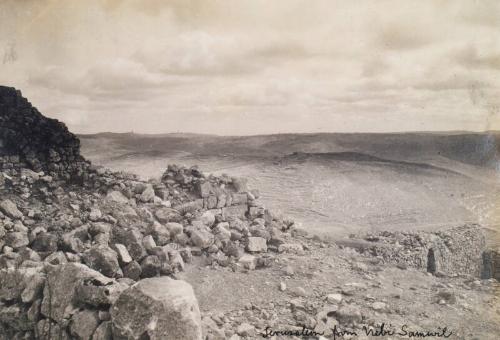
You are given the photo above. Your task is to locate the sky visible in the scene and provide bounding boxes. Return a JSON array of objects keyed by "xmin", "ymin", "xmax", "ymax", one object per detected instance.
[{"xmin": 0, "ymin": 0, "xmax": 499, "ymax": 135}]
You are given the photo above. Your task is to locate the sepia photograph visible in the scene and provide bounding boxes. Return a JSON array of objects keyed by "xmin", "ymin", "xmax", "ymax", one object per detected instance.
[{"xmin": 0, "ymin": 1, "xmax": 499, "ymax": 339}]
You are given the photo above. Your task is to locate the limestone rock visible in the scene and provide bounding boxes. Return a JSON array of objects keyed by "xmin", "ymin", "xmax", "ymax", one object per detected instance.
[
  {"xmin": 111, "ymin": 277, "xmax": 202, "ymax": 340},
  {"xmin": 139, "ymin": 185, "xmax": 155, "ymax": 203},
  {"xmin": 155, "ymin": 207, "xmax": 182, "ymax": 224},
  {"xmin": 40, "ymin": 263, "xmax": 113, "ymax": 323},
  {"xmin": 246, "ymin": 237, "xmax": 267, "ymax": 253},
  {"xmin": 0, "ymin": 199, "xmax": 23, "ymax": 219},
  {"xmin": 190, "ymin": 229, "xmax": 214, "ymax": 249},
  {"xmin": 82, "ymin": 245, "xmax": 121, "ymax": 278},
  {"xmin": 166, "ymin": 222, "xmax": 183, "ymax": 237},
  {"xmin": 92, "ymin": 321, "xmax": 113, "ymax": 340},
  {"xmin": 4, "ymin": 232, "xmax": 29, "ymax": 249},
  {"xmin": 106, "ymin": 190, "xmax": 129, "ymax": 204},
  {"xmin": 69, "ymin": 309, "xmax": 100, "ymax": 340}
]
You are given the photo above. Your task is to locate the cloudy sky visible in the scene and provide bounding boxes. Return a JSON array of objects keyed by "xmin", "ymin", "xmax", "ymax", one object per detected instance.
[{"xmin": 0, "ymin": 0, "xmax": 499, "ymax": 134}]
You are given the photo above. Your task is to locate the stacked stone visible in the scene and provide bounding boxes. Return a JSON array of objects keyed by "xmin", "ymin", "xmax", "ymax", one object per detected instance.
[
  {"xmin": 344, "ymin": 224, "xmax": 486, "ymax": 277},
  {"xmin": 0, "ymin": 86, "xmax": 88, "ymax": 179}
]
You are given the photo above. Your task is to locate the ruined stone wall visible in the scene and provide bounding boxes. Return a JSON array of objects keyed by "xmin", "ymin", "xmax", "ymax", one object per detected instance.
[
  {"xmin": 0, "ymin": 86, "xmax": 86, "ymax": 178},
  {"xmin": 346, "ymin": 224, "xmax": 486, "ymax": 277}
]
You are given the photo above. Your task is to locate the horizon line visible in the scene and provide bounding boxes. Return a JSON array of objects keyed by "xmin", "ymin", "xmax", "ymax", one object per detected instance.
[{"xmin": 77, "ymin": 130, "xmax": 500, "ymax": 138}]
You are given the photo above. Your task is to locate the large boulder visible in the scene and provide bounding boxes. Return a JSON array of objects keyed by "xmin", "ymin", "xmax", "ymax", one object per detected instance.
[{"xmin": 111, "ymin": 277, "xmax": 202, "ymax": 340}]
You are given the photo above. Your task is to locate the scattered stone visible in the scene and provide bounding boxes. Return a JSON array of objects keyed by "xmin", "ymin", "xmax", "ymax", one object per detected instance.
[
  {"xmin": 139, "ymin": 185, "xmax": 155, "ymax": 203},
  {"xmin": 82, "ymin": 245, "xmax": 121, "ymax": 278},
  {"xmin": 278, "ymin": 243, "xmax": 304, "ymax": 254},
  {"xmin": 155, "ymin": 207, "xmax": 182, "ymax": 223},
  {"xmin": 327, "ymin": 293, "xmax": 343, "ymax": 304},
  {"xmin": 239, "ymin": 254, "xmax": 257, "ymax": 270},
  {"xmin": 0, "ymin": 199, "xmax": 23, "ymax": 219},
  {"xmin": 113, "ymin": 243, "xmax": 133, "ymax": 264},
  {"xmin": 371, "ymin": 301, "xmax": 387, "ymax": 311},
  {"xmin": 289, "ymin": 286, "xmax": 307, "ymax": 297},
  {"xmin": 200, "ymin": 211, "xmax": 215, "ymax": 227},
  {"xmin": 4, "ymin": 232, "xmax": 29, "ymax": 249},
  {"xmin": 191, "ymin": 229, "xmax": 214, "ymax": 249},
  {"xmin": 246, "ymin": 237, "xmax": 267, "ymax": 253},
  {"xmin": 334, "ymin": 305, "xmax": 362, "ymax": 325},
  {"xmin": 106, "ymin": 190, "xmax": 129, "ymax": 204},
  {"xmin": 236, "ymin": 323, "xmax": 254, "ymax": 337},
  {"xmin": 69, "ymin": 309, "xmax": 100, "ymax": 340},
  {"xmin": 166, "ymin": 222, "xmax": 183, "ymax": 237}
]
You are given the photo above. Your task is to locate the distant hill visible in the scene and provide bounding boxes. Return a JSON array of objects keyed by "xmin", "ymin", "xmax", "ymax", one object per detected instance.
[{"xmin": 79, "ymin": 131, "xmax": 500, "ymax": 169}]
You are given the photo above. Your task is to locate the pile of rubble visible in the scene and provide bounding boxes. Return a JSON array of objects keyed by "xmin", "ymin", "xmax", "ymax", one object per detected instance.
[
  {"xmin": 338, "ymin": 224, "xmax": 486, "ymax": 277},
  {"xmin": 0, "ymin": 87, "xmax": 305, "ymax": 339}
]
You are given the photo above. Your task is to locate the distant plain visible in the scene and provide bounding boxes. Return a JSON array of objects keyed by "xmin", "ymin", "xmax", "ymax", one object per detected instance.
[{"xmin": 80, "ymin": 132, "xmax": 500, "ymax": 243}]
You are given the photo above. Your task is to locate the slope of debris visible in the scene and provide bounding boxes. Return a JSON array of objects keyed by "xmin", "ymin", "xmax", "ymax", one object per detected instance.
[{"xmin": 0, "ymin": 87, "xmax": 306, "ymax": 339}]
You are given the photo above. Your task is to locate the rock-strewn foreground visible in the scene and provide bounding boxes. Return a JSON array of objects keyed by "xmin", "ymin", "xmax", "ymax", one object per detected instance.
[{"xmin": 0, "ymin": 86, "xmax": 499, "ymax": 339}]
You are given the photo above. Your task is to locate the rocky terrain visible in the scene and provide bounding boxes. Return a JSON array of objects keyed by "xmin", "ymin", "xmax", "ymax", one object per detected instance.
[{"xmin": 1, "ymin": 86, "xmax": 499, "ymax": 339}]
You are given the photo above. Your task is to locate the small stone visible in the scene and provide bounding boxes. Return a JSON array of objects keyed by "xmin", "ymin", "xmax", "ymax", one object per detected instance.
[
  {"xmin": 327, "ymin": 293, "xmax": 342, "ymax": 303},
  {"xmin": 284, "ymin": 265, "xmax": 295, "ymax": 276},
  {"xmin": 140, "ymin": 255, "xmax": 161, "ymax": 278},
  {"xmin": 92, "ymin": 321, "xmax": 113, "ymax": 340},
  {"xmin": 166, "ymin": 222, "xmax": 183, "ymax": 237},
  {"xmin": 89, "ymin": 208, "xmax": 102, "ymax": 221},
  {"xmin": 44, "ymin": 251, "xmax": 68, "ymax": 265},
  {"xmin": 0, "ymin": 199, "xmax": 23, "ymax": 219},
  {"xmin": 123, "ymin": 261, "xmax": 142, "ymax": 281},
  {"xmin": 190, "ymin": 229, "xmax": 214, "ymax": 249},
  {"xmin": 142, "ymin": 235, "xmax": 157, "ymax": 253},
  {"xmin": 106, "ymin": 191, "xmax": 129, "ymax": 204},
  {"xmin": 70, "ymin": 309, "xmax": 99, "ymax": 340},
  {"xmin": 279, "ymin": 281, "xmax": 287, "ymax": 291},
  {"xmin": 4, "ymin": 232, "xmax": 29, "ymax": 249},
  {"xmin": 113, "ymin": 243, "xmax": 133, "ymax": 264},
  {"xmin": 21, "ymin": 273, "xmax": 45, "ymax": 303},
  {"xmin": 246, "ymin": 237, "xmax": 267, "ymax": 253},
  {"xmin": 236, "ymin": 323, "xmax": 254, "ymax": 337},
  {"xmin": 289, "ymin": 286, "xmax": 307, "ymax": 297},
  {"xmin": 239, "ymin": 254, "xmax": 257, "ymax": 270},
  {"xmin": 31, "ymin": 232, "xmax": 58, "ymax": 253},
  {"xmin": 278, "ymin": 243, "xmax": 304, "ymax": 254},
  {"xmin": 371, "ymin": 301, "xmax": 387, "ymax": 311},
  {"xmin": 148, "ymin": 222, "xmax": 170, "ymax": 246},
  {"xmin": 155, "ymin": 207, "xmax": 182, "ymax": 223},
  {"xmin": 334, "ymin": 305, "xmax": 362, "ymax": 324},
  {"xmin": 200, "ymin": 211, "xmax": 215, "ymax": 227},
  {"xmin": 82, "ymin": 245, "xmax": 121, "ymax": 278},
  {"xmin": 139, "ymin": 185, "xmax": 155, "ymax": 203}
]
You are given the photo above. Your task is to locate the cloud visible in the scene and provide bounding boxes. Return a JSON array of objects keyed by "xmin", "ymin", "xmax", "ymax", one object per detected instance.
[
  {"xmin": 455, "ymin": 44, "xmax": 500, "ymax": 71},
  {"xmin": 1, "ymin": 0, "xmax": 499, "ymax": 134}
]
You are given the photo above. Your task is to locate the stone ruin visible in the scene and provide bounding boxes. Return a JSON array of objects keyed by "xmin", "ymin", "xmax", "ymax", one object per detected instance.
[
  {"xmin": 339, "ymin": 224, "xmax": 488, "ymax": 277},
  {"xmin": 0, "ymin": 86, "xmax": 87, "ymax": 179},
  {"xmin": 0, "ymin": 87, "xmax": 300, "ymax": 339}
]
